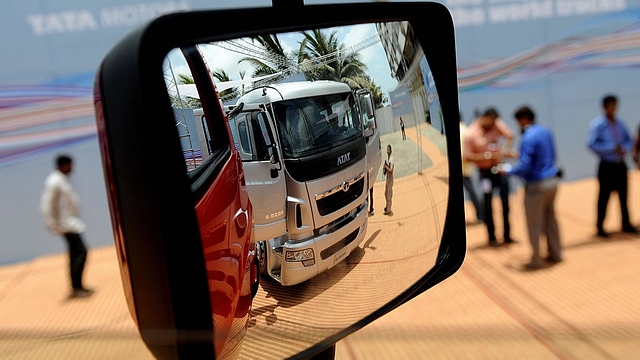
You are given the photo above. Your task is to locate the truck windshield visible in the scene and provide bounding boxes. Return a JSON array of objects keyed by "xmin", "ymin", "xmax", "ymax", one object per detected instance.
[{"xmin": 272, "ymin": 92, "xmax": 362, "ymax": 158}]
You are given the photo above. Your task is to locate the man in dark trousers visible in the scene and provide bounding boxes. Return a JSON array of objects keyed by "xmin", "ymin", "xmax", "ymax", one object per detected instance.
[
  {"xmin": 40, "ymin": 155, "xmax": 94, "ymax": 298},
  {"xmin": 383, "ymin": 144, "xmax": 395, "ymax": 216},
  {"xmin": 463, "ymin": 108, "xmax": 516, "ymax": 247},
  {"xmin": 587, "ymin": 95, "xmax": 637, "ymax": 237}
]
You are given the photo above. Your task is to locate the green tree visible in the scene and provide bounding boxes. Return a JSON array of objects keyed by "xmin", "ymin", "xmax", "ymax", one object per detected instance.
[
  {"xmin": 238, "ymin": 34, "xmax": 292, "ymax": 77},
  {"xmin": 211, "ymin": 68, "xmax": 239, "ymax": 100},
  {"xmin": 298, "ymin": 29, "xmax": 368, "ymax": 89},
  {"xmin": 177, "ymin": 74, "xmax": 194, "ymax": 84},
  {"xmin": 173, "ymin": 74, "xmax": 200, "ymax": 108},
  {"xmin": 234, "ymin": 31, "xmax": 385, "ymax": 107},
  {"xmin": 354, "ymin": 76, "xmax": 387, "ymax": 108}
]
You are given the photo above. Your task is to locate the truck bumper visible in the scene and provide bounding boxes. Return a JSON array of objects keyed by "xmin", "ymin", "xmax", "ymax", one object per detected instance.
[{"xmin": 269, "ymin": 201, "xmax": 368, "ymax": 286}]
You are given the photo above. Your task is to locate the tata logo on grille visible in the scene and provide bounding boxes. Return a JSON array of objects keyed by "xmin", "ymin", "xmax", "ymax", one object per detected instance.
[
  {"xmin": 337, "ymin": 152, "xmax": 351, "ymax": 166},
  {"xmin": 341, "ymin": 181, "xmax": 350, "ymax": 192}
]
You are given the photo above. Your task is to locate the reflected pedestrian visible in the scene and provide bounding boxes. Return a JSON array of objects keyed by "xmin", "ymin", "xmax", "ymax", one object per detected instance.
[
  {"xmin": 40, "ymin": 155, "xmax": 94, "ymax": 298},
  {"xmin": 400, "ymin": 117, "xmax": 406, "ymax": 140},
  {"xmin": 586, "ymin": 95, "xmax": 637, "ymax": 237},
  {"xmin": 369, "ymin": 187, "xmax": 375, "ymax": 216},
  {"xmin": 503, "ymin": 106, "xmax": 562, "ymax": 270},
  {"xmin": 383, "ymin": 144, "xmax": 394, "ymax": 216}
]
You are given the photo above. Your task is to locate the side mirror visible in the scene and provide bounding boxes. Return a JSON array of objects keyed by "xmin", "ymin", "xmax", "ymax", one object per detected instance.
[
  {"xmin": 268, "ymin": 146, "xmax": 279, "ymax": 165},
  {"xmin": 358, "ymin": 90, "xmax": 376, "ymax": 137},
  {"xmin": 364, "ymin": 94, "xmax": 375, "ymax": 120},
  {"xmin": 94, "ymin": 3, "xmax": 465, "ymax": 359},
  {"xmin": 364, "ymin": 119, "xmax": 375, "ymax": 136}
]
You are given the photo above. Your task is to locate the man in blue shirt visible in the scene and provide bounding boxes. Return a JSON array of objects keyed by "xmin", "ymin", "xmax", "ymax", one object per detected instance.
[
  {"xmin": 586, "ymin": 95, "xmax": 637, "ymax": 237},
  {"xmin": 504, "ymin": 106, "xmax": 562, "ymax": 270}
]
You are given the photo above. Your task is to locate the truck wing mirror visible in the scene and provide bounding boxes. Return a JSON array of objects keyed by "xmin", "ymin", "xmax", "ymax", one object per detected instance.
[
  {"xmin": 363, "ymin": 119, "xmax": 375, "ymax": 139},
  {"xmin": 364, "ymin": 93, "xmax": 375, "ymax": 120},
  {"xmin": 269, "ymin": 145, "xmax": 280, "ymax": 165},
  {"xmin": 94, "ymin": 3, "xmax": 464, "ymax": 359}
]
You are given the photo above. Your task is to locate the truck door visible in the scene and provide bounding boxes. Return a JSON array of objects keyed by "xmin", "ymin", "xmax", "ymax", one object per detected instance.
[
  {"xmin": 231, "ymin": 110, "xmax": 287, "ymax": 241},
  {"xmin": 358, "ymin": 91, "xmax": 382, "ymax": 190}
]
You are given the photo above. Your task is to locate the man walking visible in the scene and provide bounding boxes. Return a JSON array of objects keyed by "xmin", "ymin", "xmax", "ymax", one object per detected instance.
[
  {"xmin": 40, "ymin": 155, "xmax": 93, "ymax": 298},
  {"xmin": 383, "ymin": 144, "xmax": 394, "ymax": 215},
  {"xmin": 587, "ymin": 95, "xmax": 637, "ymax": 237},
  {"xmin": 463, "ymin": 108, "xmax": 516, "ymax": 246},
  {"xmin": 503, "ymin": 106, "xmax": 562, "ymax": 270}
]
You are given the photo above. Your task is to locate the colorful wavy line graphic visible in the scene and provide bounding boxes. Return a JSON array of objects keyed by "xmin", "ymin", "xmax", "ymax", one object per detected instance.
[
  {"xmin": 0, "ymin": 73, "xmax": 96, "ymax": 168},
  {"xmin": 3, "ymin": 12, "xmax": 640, "ymax": 168},
  {"xmin": 458, "ymin": 12, "xmax": 640, "ymax": 91}
]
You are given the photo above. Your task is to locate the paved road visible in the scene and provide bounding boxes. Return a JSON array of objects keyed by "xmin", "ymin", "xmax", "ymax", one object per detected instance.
[
  {"xmin": 2, "ymin": 124, "xmax": 640, "ymax": 360},
  {"xmin": 337, "ymin": 166, "xmax": 640, "ymax": 360}
]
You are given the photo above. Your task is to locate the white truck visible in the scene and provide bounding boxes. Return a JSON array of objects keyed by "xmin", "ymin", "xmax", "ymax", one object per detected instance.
[{"xmin": 193, "ymin": 80, "xmax": 381, "ymax": 285}]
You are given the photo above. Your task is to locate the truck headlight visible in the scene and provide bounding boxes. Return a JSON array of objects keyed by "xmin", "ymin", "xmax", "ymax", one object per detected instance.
[{"xmin": 285, "ymin": 248, "xmax": 314, "ymax": 263}]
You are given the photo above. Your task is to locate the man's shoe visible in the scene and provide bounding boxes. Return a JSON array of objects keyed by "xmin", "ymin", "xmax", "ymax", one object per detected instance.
[
  {"xmin": 545, "ymin": 256, "xmax": 563, "ymax": 264},
  {"xmin": 503, "ymin": 238, "xmax": 518, "ymax": 244},
  {"xmin": 369, "ymin": 210, "xmax": 374, "ymax": 216},
  {"xmin": 70, "ymin": 288, "xmax": 94, "ymax": 299},
  {"xmin": 597, "ymin": 230, "xmax": 610, "ymax": 238},
  {"xmin": 489, "ymin": 240, "xmax": 501, "ymax": 247},
  {"xmin": 524, "ymin": 262, "xmax": 544, "ymax": 271},
  {"xmin": 622, "ymin": 225, "xmax": 638, "ymax": 234}
]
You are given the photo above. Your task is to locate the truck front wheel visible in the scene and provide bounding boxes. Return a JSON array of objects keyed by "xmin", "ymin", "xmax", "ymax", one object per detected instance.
[{"xmin": 257, "ymin": 240, "xmax": 268, "ymax": 275}]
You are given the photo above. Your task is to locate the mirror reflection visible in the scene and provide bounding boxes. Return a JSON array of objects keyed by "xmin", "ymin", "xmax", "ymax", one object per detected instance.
[{"xmin": 164, "ymin": 20, "xmax": 449, "ymax": 359}]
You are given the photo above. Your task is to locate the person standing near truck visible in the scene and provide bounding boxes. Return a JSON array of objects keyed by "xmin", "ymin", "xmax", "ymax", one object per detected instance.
[{"xmin": 384, "ymin": 144, "xmax": 395, "ymax": 216}]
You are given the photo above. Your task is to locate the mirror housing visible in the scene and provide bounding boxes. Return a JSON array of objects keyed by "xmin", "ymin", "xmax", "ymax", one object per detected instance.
[{"xmin": 94, "ymin": 3, "xmax": 465, "ymax": 359}]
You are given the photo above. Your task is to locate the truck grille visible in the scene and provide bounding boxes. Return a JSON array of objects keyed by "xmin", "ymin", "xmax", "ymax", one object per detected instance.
[
  {"xmin": 316, "ymin": 175, "xmax": 365, "ymax": 216},
  {"xmin": 320, "ymin": 228, "xmax": 360, "ymax": 260}
]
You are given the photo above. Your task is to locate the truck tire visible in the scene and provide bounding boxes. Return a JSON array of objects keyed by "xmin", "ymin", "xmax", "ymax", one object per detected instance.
[
  {"xmin": 251, "ymin": 253, "xmax": 260, "ymax": 298},
  {"xmin": 257, "ymin": 240, "xmax": 268, "ymax": 275}
]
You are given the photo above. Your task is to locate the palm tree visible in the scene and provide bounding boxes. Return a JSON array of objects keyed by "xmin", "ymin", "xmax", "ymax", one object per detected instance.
[
  {"xmin": 177, "ymin": 73, "xmax": 194, "ymax": 85},
  {"xmin": 238, "ymin": 34, "xmax": 292, "ymax": 77},
  {"xmin": 211, "ymin": 68, "xmax": 239, "ymax": 100},
  {"xmin": 235, "ymin": 31, "xmax": 384, "ymax": 107},
  {"xmin": 172, "ymin": 74, "xmax": 200, "ymax": 108},
  {"xmin": 354, "ymin": 76, "xmax": 388, "ymax": 108},
  {"xmin": 298, "ymin": 29, "xmax": 369, "ymax": 88}
]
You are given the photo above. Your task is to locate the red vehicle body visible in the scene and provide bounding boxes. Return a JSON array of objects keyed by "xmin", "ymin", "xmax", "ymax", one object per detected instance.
[
  {"xmin": 94, "ymin": 39, "xmax": 257, "ymax": 359},
  {"xmin": 181, "ymin": 45, "xmax": 257, "ymax": 358},
  {"xmin": 192, "ymin": 108, "xmax": 256, "ymax": 359}
]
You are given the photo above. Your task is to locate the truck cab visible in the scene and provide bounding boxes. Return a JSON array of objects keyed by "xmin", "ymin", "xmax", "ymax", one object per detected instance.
[{"xmin": 195, "ymin": 81, "xmax": 381, "ymax": 285}]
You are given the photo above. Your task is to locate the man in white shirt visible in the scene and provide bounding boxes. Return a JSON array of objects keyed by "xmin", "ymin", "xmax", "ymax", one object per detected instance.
[{"xmin": 40, "ymin": 155, "xmax": 93, "ymax": 298}]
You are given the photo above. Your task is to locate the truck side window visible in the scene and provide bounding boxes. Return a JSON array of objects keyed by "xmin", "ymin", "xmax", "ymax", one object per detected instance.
[
  {"xmin": 237, "ymin": 119, "xmax": 252, "ymax": 157},
  {"xmin": 250, "ymin": 112, "xmax": 272, "ymax": 161}
]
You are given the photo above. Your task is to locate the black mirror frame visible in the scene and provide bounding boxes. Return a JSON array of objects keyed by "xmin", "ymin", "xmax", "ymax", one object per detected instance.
[{"xmin": 94, "ymin": 2, "xmax": 465, "ymax": 359}]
